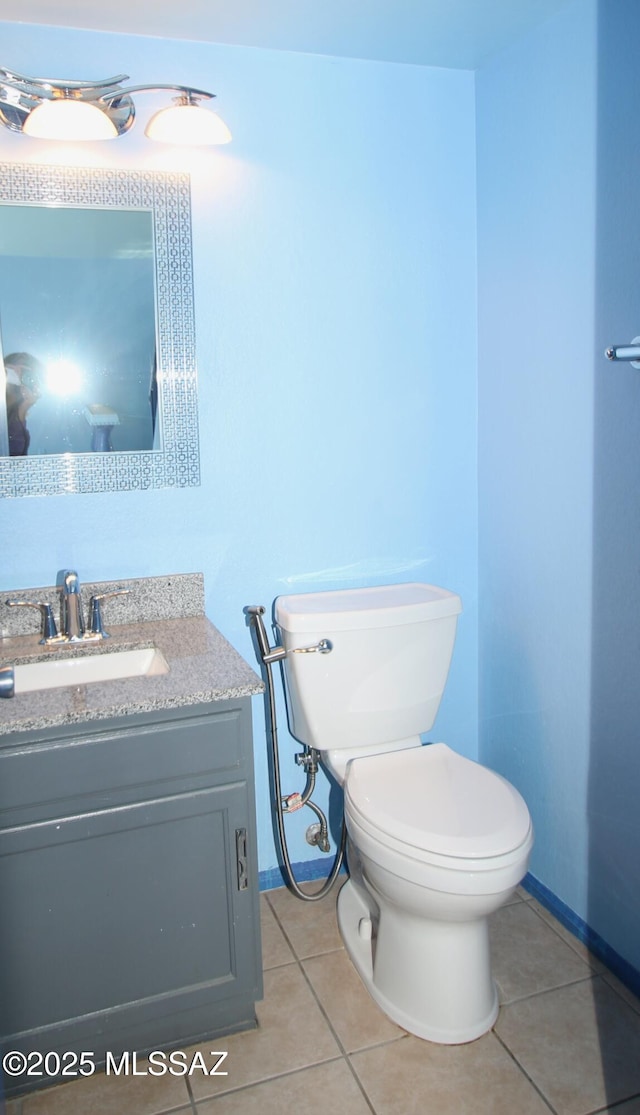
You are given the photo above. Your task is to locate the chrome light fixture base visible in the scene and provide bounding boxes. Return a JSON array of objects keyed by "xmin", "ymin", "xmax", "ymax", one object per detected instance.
[
  {"xmin": 0, "ymin": 67, "xmax": 230, "ymax": 144},
  {"xmin": 0, "ymin": 69, "xmax": 135, "ymax": 136}
]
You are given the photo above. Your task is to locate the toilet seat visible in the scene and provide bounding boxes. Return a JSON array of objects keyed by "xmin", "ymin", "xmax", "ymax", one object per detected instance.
[{"xmin": 345, "ymin": 742, "xmax": 532, "ymax": 864}]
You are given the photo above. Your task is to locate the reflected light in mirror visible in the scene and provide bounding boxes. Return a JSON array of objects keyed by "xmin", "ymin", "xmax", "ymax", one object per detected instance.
[{"xmin": 45, "ymin": 358, "xmax": 84, "ymax": 396}]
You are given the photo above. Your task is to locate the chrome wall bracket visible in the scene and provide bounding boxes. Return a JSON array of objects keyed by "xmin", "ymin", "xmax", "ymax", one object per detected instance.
[{"xmin": 605, "ymin": 335, "xmax": 640, "ymax": 369}]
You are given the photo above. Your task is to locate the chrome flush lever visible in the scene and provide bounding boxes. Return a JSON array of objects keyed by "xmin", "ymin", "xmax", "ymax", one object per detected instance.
[
  {"xmin": 244, "ymin": 607, "xmax": 332, "ymax": 660},
  {"xmin": 291, "ymin": 639, "xmax": 333, "ymax": 655}
]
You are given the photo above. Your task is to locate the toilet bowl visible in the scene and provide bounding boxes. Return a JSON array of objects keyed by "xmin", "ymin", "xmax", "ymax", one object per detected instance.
[
  {"xmin": 274, "ymin": 582, "xmax": 534, "ymax": 1044},
  {"xmin": 339, "ymin": 742, "xmax": 532, "ymax": 1042}
]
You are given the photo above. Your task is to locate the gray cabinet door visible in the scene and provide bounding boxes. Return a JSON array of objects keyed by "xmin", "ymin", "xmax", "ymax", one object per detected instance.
[
  {"xmin": 0, "ymin": 781, "xmax": 255, "ymax": 1049},
  {"xmin": 0, "ymin": 702, "xmax": 262, "ymax": 1093}
]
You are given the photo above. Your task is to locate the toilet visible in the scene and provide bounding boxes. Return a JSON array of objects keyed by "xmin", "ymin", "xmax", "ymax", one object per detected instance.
[{"xmin": 274, "ymin": 582, "xmax": 533, "ymax": 1044}]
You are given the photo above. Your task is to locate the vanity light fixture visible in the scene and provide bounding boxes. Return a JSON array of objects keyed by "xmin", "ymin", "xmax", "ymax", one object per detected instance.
[{"xmin": 0, "ymin": 67, "xmax": 232, "ymax": 145}]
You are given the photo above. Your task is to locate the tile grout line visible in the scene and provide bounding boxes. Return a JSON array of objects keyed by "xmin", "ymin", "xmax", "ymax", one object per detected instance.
[
  {"xmin": 526, "ymin": 900, "xmax": 603, "ymax": 967},
  {"xmin": 184, "ymin": 1072, "xmax": 199, "ymax": 1114},
  {"xmin": 492, "ymin": 1028, "xmax": 559, "ymax": 1115},
  {"xmin": 268, "ymin": 888, "xmax": 604, "ymax": 1115},
  {"xmin": 598, "ymin": 971, "xmax": 640, "ymax": 1018},
  {"xmin": 294, "ymin": 957, "xmax": 387, "ymax": 1115},
  {"xmin": 158, "ymin": 1104, "xmax": 195, "ymax": 1115},
  {"xmin": 495, "ymin": 974, "xmax": 640, "ymax": 1115},
  {"xmin": 190, "ymin": 1056, "xmax": 347, "ymax": 1109},
  {"xmin": 13, "ymin": 1090, "xmax": 194, "ymax": 1115},
  {"xmin": 498, "ymin": 971, "xmax": 601, "ymax": 1008},
  {"xmin": 499, "ymin": 899, "xmax": 640, "ymax": 1020},
  {"xmin": 588, "ymin": 1093, "xmax": 640, "ymax": 1114},
  {"xmin": 525, "ymin": 900, "xmax": 640, "ymax": 1015},
  {"xmin": 264, "ymin": 891, "xmax": 379, "ymax": 1114}
]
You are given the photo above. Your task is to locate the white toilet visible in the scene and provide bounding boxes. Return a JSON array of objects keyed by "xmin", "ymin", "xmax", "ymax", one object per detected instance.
[{"xmin": 275, "ymin": 582, "xmax": 533, "ymax": 1044}]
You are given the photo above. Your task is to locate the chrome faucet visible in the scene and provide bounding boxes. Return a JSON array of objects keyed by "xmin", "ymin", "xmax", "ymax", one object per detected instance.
[
  {"xmin": 5, "ymin": 572, "xmax": 130, "ymax": 645},
  {"xmin": 59, "ymin": 569, "xmax": 85, "ymax": 641}
]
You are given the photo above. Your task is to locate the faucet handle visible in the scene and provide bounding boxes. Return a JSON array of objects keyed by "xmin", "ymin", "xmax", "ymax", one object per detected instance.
[
  {"xmin": 88, "ymin": 590, "xmax": 130, "ymax": 639},
  {"xmin": 5, "ymin": 600, "xmax": 59, "ymax": 643}
]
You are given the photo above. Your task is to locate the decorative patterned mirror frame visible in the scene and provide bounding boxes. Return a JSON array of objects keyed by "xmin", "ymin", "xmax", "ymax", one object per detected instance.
[{"xmin": 0, "ymin": 162, "xmax": 199, "ymax": 497}]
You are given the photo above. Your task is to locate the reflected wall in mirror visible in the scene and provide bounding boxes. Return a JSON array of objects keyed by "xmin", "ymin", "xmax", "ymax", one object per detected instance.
[
  {"xmin": 0, "ymin": 163, "xmax": 199, "ymax": 497},
  {"xmin": 1, "ymin": 206, "xmax": 157, "ymax": 456}
]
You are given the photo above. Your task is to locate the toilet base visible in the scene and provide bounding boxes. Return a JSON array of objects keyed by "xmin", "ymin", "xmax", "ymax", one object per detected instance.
[{"xmin": 337, "ymin": 876, "xmax": 499, "ymax": 1044}]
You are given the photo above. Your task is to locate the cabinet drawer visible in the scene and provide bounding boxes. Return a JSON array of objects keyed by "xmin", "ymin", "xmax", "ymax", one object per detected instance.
[{"xmin": 0, "ymin": 703, "xmax": 250, "ymax": 826}]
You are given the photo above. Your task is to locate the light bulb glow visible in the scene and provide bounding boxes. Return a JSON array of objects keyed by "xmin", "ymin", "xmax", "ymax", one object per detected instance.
[
  {"xmin": 145, "ymin": 103, "xmax": 231, "ymax": 146},
  {"xmin": 23, "ymin": 99, "xmax": 118, "ymax": 141}
]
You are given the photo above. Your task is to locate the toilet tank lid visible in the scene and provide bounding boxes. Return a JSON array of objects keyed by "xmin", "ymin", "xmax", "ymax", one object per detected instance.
[{"xmin": 275, "ymin": 582, "xmax": 462, "ymax": 633}]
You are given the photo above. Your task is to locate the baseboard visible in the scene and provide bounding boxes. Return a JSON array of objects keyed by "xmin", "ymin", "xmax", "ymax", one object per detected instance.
[
  {"xmin": 523, "ymin": 872, "xmax": 640, "ymax": 999},
  {"xmin": 259, "ymin": 855, "xmax": 347, "ymax": 893}
]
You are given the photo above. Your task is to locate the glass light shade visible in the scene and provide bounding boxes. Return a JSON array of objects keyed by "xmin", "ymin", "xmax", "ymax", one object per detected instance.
[
  {"xmin": 23, "ymin": 98, "xmax": 118, "ymax": 141},
  {"xmin": 145, "ymin": 103, "xmax": 232, "ymax": 146}
]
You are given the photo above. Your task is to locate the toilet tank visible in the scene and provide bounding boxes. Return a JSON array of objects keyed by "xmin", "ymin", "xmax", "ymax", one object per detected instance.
[{"xmin": 274, "ymin": 582, "xmax": 462, "ymax": 752}]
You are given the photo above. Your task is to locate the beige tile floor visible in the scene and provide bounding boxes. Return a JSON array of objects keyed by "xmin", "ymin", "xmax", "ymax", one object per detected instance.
[{"xmin": 7, "ymin": 884, "xmax": 640, "ymax": 1115}]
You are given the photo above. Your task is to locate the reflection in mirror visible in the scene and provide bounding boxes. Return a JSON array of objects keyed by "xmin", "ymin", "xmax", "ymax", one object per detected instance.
[
  {"xmin": 0, "ymin": 163, "xmax": 199, "ymax": 497},
  {"xmin": 0, "ymin": 206, "xmax": 158, "ymax": 457}
]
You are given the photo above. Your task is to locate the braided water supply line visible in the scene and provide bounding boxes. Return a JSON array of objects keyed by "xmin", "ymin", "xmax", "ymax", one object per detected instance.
[{"xmin": 245, "ymin": 605, "xmax": 346, "ymax": 902}]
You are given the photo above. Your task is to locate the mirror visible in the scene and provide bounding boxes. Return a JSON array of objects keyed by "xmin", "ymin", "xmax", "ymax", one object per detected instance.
[
  {"xmin": 0, "ymin": 206, "xmax": 158, "ymax": 457},
  {"xmin": 0, "ymin": 162, "xmax": 199, "ymax": 496}
]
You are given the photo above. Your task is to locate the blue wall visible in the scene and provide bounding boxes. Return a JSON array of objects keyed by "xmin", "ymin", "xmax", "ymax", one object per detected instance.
[
  {"xmin": 477, "ymin": 0, "xmax": 597, "ymax": 923},
  {"xmin": 478, "ymin": 0, "xmax": 640, "ymax": 979},
  {"xmin": 590, "ymin": 0, "xmax": 640, "ymax": 974},
  {"xmin": 0, "ymin": 22, "xmax": 479, "ymax": 874}
]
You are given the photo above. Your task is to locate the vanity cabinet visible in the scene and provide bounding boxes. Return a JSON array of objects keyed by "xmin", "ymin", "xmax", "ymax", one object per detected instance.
[{"xmin": 0, "ymin": 698, "xmax": 263, "ymax": 1095}]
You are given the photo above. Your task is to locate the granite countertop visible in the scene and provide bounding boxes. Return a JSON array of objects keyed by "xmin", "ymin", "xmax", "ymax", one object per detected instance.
[{"xmin": 0, "ymin": 573, "xmax": 264, "ymax": 737}]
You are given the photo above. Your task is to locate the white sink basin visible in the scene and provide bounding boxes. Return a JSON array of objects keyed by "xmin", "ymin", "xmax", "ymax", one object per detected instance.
[{"xmin": 13, "ymin": 647, "xmax": 169, "ymax": 694}]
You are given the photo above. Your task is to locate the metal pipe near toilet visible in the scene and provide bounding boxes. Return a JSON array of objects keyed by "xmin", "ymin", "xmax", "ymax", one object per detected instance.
[{"xmin": 244, "ymin": 605, "xmax": 346, "ymax": 902}]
